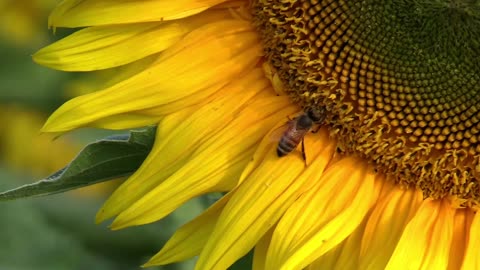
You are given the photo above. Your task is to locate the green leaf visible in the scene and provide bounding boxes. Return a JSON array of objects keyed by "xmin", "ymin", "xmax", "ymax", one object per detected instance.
[{"xmin": 0, "ymin": 126, "xmax": 156, "ymax": 200}]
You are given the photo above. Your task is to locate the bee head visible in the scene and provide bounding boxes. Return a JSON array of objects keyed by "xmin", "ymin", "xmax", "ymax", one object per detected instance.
[{"xmin": 306, "ymin": 107, "xmax": 326, "ymax": 123}]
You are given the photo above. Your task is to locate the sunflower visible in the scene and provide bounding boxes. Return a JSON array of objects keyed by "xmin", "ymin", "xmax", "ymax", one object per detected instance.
[{"xmin": 33, "ymin": 0, "xmax": 480, "ymax": 269}]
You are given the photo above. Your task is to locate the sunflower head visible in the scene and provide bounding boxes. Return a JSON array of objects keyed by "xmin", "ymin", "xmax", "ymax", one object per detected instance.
[{"xmin": 253, "ymin": 0, "xmax": 480, "ymax": 208}]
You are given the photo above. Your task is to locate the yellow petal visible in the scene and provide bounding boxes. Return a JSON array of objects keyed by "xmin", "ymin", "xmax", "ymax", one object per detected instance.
[
  {"xmin": 266, "ymin": 157, "xmax": 378, "ymax": 270},
  {"xmin": 311, "ymin": 218, "xmax": 369, "ymax": 270},
  {"xmin": 461, "ymin": 210, "xmax": 480, "ymax": 269},
  {"xmin": 448, "ymin": 209, "xmax": 474, "ymax": 270},
  {"xmin": 385, "ymin": 200, "xmax": 455, "ymax": 270},
  {"xmin": 305, "ymin": 241, "xmax": 345, "ymax": 270},
  {"xmin": 253, "ymin": 227, "xmax": 275, "ymax": 270},
  {"xmin": 49, "ymin": 0, "xmax": 228, "ymax": 27},
  {"xmin": 144, "ymin": 192, "xmax": 232, "ymax": 266},
  {"xmin": 308, "ymin": 218, "xmax": 375, "ymax": 270},
  {"xmin": 109, "ymin": 95, "xmax": 298, "ymax": 229},
  {"xmin": 35, "ymin": 10, "xmax": 232, "ymax": 71},
  {"xmin": 359, "ymin": 179, "xmax": 424, "ymax": 270},
  {"xmin": 64, "ymin": 54, "xmax": 158, "ymax": 98},
  {"xmin": 86, "ymin": 80, "xmax": 227, "ymax": 130},
  {"xmin": 41, "ymin": 20, "xmax": 261, "ymax": 132},
  {"xmin": 195, "ymin": 128, "xmax": 336, "ymax": 270},
  {"xmin": 95, "ymin": 68, "xmax": 273, "ymax": 224}
]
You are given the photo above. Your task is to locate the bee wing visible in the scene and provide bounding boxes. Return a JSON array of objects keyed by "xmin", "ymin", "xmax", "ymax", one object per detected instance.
[{"xmin": 269, "ymin": 120, "xmax": 295, "ymax": 142}]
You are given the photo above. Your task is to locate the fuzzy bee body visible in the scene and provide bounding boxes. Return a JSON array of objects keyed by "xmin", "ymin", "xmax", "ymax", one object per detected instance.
[{"xmin": 276, "ymin": 107, "xmax": 326, "ymax": 158}]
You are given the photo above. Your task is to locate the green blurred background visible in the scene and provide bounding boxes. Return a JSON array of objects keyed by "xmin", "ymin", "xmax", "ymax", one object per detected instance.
[{"xmin": 0, "ymin": 1, "xmax": 256, "ymax": 269}]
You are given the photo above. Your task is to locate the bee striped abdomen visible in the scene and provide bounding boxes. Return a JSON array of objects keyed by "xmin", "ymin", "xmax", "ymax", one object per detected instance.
[
  {"xmin": 276, "ymin": 130, "xmax": 302, "ymax": 157},
  {"xmin": 276, "ymin": 108, "xmax": 325, "ymax": 159}
]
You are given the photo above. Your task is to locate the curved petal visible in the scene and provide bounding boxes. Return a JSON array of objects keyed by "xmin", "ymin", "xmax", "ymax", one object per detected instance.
[
  {"xmin": 359, "ymin": 180, "xmax": 424, "ymax": 269},
  {"xmin": 308, "ymin": 218, "xmax": 369, "ymax": 270},
  {"xmin": 109, "ymin": 96, "xmax": 299, "ymax": 229},
  {"xmin": 49, "ymin": 0, "xmax": 229, "ymax": 27},
  {"xmin": 328, "ymin": 220, "xmax": 366, "ymax": 269},
  {"xmin": 144, "ymin": 192, "xmax": 233, "ymax": 266},
  {"xmin": 195, "ymin": 128, "xmax": 336, "ymax": 270},
  {"xmin": 448, "ymin": 209, "xmax": 474, "ymax": 270},
  {"xmin": 96, "ymin": 68, "xmax": 274, "ymax": 223},
  {"xmin": 35, "ymin": 10, "xmax": 232, "ymax": 71},
  {"xmin": 305, "ymin": 241, "xmax": 345, "ymax": 270},
  {"xmin": 385, "ymin": 200, "xmax": 455, "ymax": 270},
  {"xmin": 461, "ymin": 210, "xmax": 480, "ymax": 269},
  {"xmin": 266, "ymin": 157, "xmax": 378, "ymax": 270},
  {"xmin": 253, "ymin": 227, "xmax": 275, "ymax": 270},
  {"xmin": 42, "ymin": 20, "xmax": 261, "ymax": 132}
]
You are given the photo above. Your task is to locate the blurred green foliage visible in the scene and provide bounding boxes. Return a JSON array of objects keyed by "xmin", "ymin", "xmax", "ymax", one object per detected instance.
[
  {"xmin": 0, "ymin": 167, "xmax": 197, "ymax": 270},
  {"xmin": 0, "ymin": 41, "xmax": 66, "ymax": 112}
]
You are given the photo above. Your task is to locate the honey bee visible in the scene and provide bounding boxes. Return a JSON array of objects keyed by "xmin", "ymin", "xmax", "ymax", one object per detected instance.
[{"xmin": 277, "ymin": 107, "xmax": 327, "ymax": 160}]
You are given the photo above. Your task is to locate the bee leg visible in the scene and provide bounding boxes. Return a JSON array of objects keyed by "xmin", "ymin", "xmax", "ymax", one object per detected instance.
[
  {"xmin": 312, "ymin": 125, "xmax": 322, "ymax": 133},
  {"xmin": 301, "ymin": 138, "xmax": 307, "ymax": 166},
  {"xmin": 286, "ymin": 112, "xmax": 300, "ymax": 121}
]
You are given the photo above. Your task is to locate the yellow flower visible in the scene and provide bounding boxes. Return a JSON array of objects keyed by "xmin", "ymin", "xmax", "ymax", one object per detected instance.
[
  {"xmin": 0, "ymin": 0, "xmax": 56, "ymax": 46},
  {"xmin": 34, "ymin": 0, "xmax": 480, "ymax": 269},
  {"xmin": 0, "ymin": 105, "xmax": 79, "ymax": 176}
]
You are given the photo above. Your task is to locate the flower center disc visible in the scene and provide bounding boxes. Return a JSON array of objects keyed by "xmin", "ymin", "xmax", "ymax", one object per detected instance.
[{"xmin": 253, "ymin": 0, "xmax": 480, "ymax": 208}]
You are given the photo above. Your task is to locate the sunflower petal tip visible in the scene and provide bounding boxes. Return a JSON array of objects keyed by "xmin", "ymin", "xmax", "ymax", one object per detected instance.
[
  {"xmin": 31, "ymin": 52, "xmax": 40, "ymax": 63},
  {"xmin": 39, "ymin": 123, "xmax": 53, "ymax": 133},
  {"xmin": 48, "ymin": 21, "xmax": 58, "ymax": 34},
  {"xmin": 95, "ymin": 210, "xmax": 107, "ymax": 225},
  {"xmin": 108, "ymin": 223, "xmax": 121, "ymax": 231},
  {"xmin": 142, "ymin": 252, "xmax": 170, "ymax": 267},
  {"xmin": 106, "ymin": 213, "xmax": 127, "ymax": 230},
  {"xmin": 107, "ymin": 222, "xmax": 119, "ymax": 230},
  {"xmin": 109, "ymin": 218, "xmax": 131, "ymax": 231},
  {"xmin": 40, "ymin": 107, "xmax": 83, "ymax": 133},
  {"xmin": 32, "ymin": 46, "xmax": 56, "ymax": 67},
  {"xmin": 40, "ymin": 119, "xmax": 64, "ymax": 133},
  {"xmin": 141, "ymin": 258, "xmax": 159, "ymax": 268}
]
